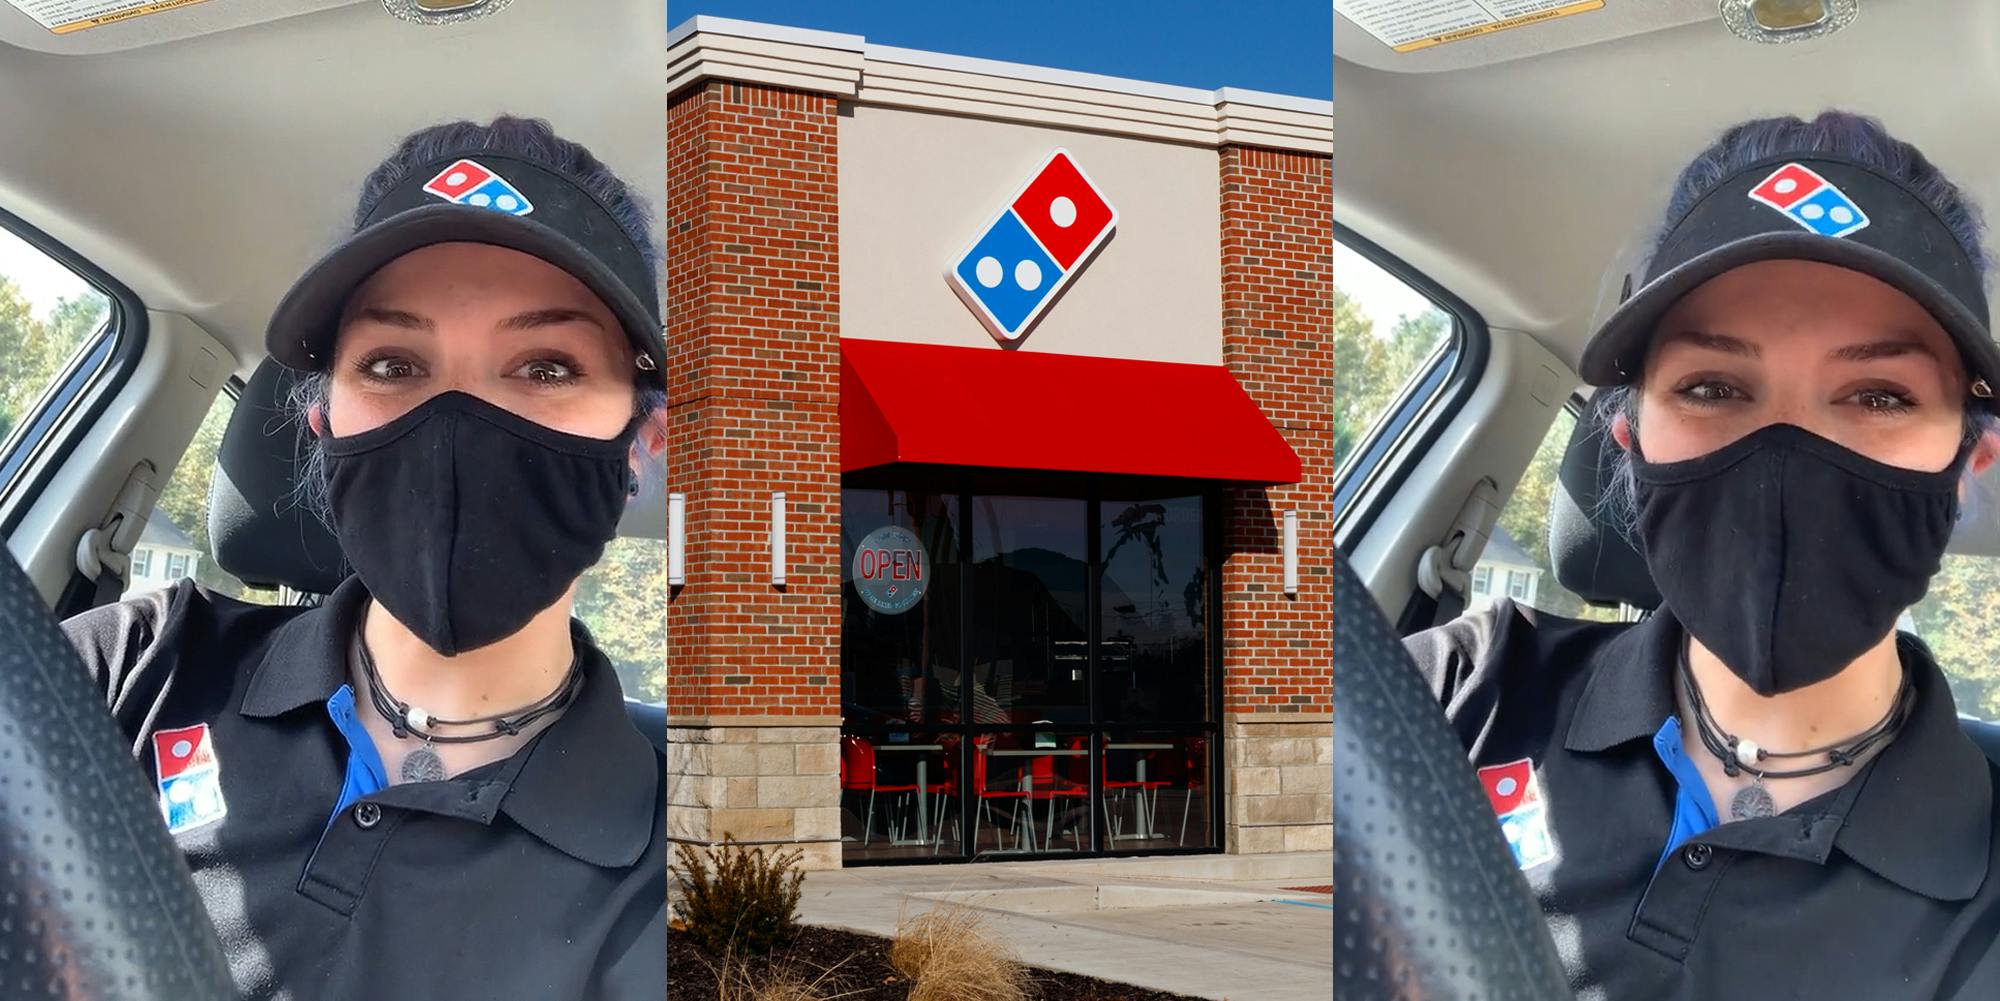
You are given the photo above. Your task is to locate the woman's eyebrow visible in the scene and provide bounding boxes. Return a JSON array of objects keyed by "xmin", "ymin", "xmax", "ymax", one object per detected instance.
[
  {"xmin": 1661, "ymin": 329, "xmax": 1759, "ymax": 358},
  {"xmin": 498, "ymin": 308, "xmax": 606, "ymax": 331},
  {"xmin": 1827, "ymin": 338, "xmax": 1939, "ymax": 363},
  {"xmin": 350, "ymin": 307, "xmax": 433, "ymax": 331}
]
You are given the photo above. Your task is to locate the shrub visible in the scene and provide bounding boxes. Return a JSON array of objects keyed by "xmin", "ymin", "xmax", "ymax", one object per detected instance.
[
  {"xmin": 889, "ymin": 906, "xmax": 1029, "ymax": 1001},
  {"xmin": 671, "ymin": 836, "xmax": 806, "ymax": 957}
]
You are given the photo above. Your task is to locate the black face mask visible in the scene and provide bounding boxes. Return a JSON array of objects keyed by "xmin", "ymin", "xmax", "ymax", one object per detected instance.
[
  {"xmin": 1632, "ymin": 423, "xmax": 1968, "ymax": 696},
  {"xmin": 324, "ymin": 391, "xmax": 639, "ymax": 656}
]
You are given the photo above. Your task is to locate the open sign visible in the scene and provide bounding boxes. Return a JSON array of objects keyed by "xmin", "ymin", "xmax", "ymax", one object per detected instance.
[{"xmin": 853, "ymin": 525, "xmax": 929, "ymax": 614}]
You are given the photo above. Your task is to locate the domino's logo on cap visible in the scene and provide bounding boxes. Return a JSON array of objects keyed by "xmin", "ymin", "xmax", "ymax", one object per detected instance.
[
  {"xmin": 1748, "ymin": 162, "xmax": 1868, "ymax": 238},
  {"xmin": 421, "ymin": 158, "xmax": 534, "ymax": 216}
]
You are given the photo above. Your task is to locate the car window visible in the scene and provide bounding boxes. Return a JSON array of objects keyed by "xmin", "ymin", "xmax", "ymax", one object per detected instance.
[
  {"xmin": 128, "ymin": 388, "xmax": 280, "ymax": 604},
  {"xmin": 1468, "ymin": 403, "xmax": 1622, "ymax": 622},
  {"xmin": 0, "ymin": 220, "xmax": 114, "ymax": 489},
  {"xmin": 574, "ymin": 537, "xmax": 666, "ymax": 704},
  {"xmin": 1333, "ymin": 239, "xmax": 1455, "ymax": 475},
  {"xmin": 1909, "ymin": 557, "xmax": 2000, "ymax": 720}
]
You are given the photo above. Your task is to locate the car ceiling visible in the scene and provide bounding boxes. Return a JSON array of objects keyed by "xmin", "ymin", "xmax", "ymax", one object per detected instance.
[
  {"xmin": 1335, "ymin": 0, "xmax": 1987, "ymax": 366},
  {"xmin": 0, "ymin": 0, "xmax": 665, "ymax": 372}
]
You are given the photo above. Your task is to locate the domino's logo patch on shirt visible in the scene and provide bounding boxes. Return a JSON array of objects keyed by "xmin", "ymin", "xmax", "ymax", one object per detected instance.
[
  {"xmin": 153, "ymin": 723, "xmax": 227, "ymax": 835},
  {"xmin": 1478, "ymin": 758, "xmax": 1556, "ymax": 871},
  {"xmin": 1747, "ymin": 162, "xmax": 1869, "ymax": 238}
]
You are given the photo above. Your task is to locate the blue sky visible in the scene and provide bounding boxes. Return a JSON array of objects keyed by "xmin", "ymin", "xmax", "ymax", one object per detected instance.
[{"xmin": 669, "ymin": 1, "xmax": 1331, "ymax": 100}]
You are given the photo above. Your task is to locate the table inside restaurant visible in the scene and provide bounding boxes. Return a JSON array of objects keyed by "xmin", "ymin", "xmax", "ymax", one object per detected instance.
[
  {"xmin": 1105, "ymin": 743, "xmax": 1175, "ymax": 841},
  {"xmin": 871, "ymin": 742, "xmax": 945, "ymax": 846},
  {"xmin": 982, "ymin": 747, "xmax": 1088, "ymax": 853}
]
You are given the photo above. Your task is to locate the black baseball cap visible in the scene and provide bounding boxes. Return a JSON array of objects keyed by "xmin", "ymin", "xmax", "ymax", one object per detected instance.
[
  {"xmin": 1581, "ymin": 154, "xmax": 1999, "ymax": 411},
  {"xmin": 267, "ymin": 150, "xmax": 664, "ymax": 383}
]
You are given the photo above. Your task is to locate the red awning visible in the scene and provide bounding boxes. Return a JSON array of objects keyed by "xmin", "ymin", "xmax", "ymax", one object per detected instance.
[{"xmin": 840, "ymin": 339, "xmax": 1301, "ymax": 485}]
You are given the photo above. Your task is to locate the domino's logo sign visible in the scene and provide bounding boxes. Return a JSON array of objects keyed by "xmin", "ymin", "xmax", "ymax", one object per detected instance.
[
  {"xmin": 422, "ymin": 158, "xmax": 534, "ymax": 217},
  {"xmin": 1747, "ymin": 163, "xmax": 1868, "ymax": 238},
  {"xmin": 947, "ymin": 149, "xmax": 1117, "ymax": 343}
]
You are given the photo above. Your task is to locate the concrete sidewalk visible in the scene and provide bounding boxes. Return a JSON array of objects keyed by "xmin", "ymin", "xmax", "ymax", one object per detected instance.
[{"xmin": 790, "ymin": 852, "xmax": 1332, "ymax": 1001}]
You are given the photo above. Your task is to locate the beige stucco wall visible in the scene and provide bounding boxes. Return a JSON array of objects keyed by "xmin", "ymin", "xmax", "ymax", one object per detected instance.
[{"xmin": 839, "ymin": 103, "xmax": 1224, "ymax": 365}]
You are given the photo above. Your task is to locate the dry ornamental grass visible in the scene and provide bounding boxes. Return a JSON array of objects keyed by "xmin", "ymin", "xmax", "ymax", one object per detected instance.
[
  {"xmin": 889, "ymin": 906, "xmax": 1031, "ymax": 1001},
  {"xmin": 668, "ymin": 918, "xmax": 1211, "ymax": 999}
]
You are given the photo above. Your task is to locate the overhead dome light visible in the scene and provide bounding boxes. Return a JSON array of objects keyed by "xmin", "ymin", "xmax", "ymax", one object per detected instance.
[
  {"xmin": 382, "ymin": 0, "xmax": 514, "ymax": 25},
  {"xmin": 1720, "ymin": 0, "xmax": 1858, "ymax": 43}
]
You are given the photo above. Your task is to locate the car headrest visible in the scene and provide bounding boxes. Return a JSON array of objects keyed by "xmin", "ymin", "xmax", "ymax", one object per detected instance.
[
  {"xmin": 207, "ymin": 360, "xmax": 349, "ymax": 594},
  {"xmin": 207, "ymin": 359, "xmax": 669, "ymax": 596},
  {"xmin": 1547, "ymin": 404, "xmax": 1662, "ymax": 610}
]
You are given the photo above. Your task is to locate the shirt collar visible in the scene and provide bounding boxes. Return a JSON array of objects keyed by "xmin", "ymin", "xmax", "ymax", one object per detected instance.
[
  {"xmin": 240, "ymin": 575, "xmax": 369, "ymax": 717},
  {"xmin": 239, "ymin": 576, "xmax": 658, "ymax": 869},
  {"xmin": 1563, "ymin": 610, "xmax": 1991, "ymax": 900},
  {"xmin": 1830, "ymin": 635, "xmax": 1992, "ymax": 901},
  {"xmin": 494, "ymin": 643, "xmax": 658, "ymax": 868},
  {"xmin": 1562, "ymin": 608, "xmax": 1681, "ymax": 753}
]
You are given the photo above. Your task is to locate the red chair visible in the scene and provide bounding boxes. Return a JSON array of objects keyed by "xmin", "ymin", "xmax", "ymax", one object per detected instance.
[
  {"xmin": 1102, "ymin": 739, "xmax": 1169, "ymax": 843},
  {"xmin": 970, "ymin": 736, "xmax": 1036, "ymax": 853},
  {"xmin": 1174, "ymin": 736, "xmax": 1210, "ymax": 847},
  {"xmin": 841, "ymin": 735, "xmax": 918, "ymax": 848},
  {"xmin": 930, "ymin": 736, "xmax": 963, "ymax": 855},
  {"xmin": 1029, "ymin": 737, "xmax": 1090, "ymax": 851}
]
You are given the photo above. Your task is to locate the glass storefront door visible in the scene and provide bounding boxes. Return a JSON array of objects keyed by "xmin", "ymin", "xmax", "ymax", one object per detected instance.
[{"xmin": 839, "ymin": 480, "xmax": 1219, "ymax": 864}]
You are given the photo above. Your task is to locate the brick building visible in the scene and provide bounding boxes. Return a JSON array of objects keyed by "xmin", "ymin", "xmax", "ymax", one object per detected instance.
[{"xmin": 665, "ymin": 17, "xmax": 1331, "ymax": 869}]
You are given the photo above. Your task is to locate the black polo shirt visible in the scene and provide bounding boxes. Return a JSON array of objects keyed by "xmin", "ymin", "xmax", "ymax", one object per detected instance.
[
  {"xmin": 1406, "ymin": 599, "xmax": 2000, "ymax": 1000},
  {"xmin": 60, "ymin": 575, "xmax": 665, "ymax": 1001}
]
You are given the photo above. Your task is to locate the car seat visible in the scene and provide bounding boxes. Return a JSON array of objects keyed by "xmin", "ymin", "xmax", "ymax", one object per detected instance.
[
  {"xmin": 204, "ymin": 359, "xmax": 668, "ymax": 752},
  {"xmin": 1547, "ymin": 400, "xmax": 2000, "ymax": 766}
]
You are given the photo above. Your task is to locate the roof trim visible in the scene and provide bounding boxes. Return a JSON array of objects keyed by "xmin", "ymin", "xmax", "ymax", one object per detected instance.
[
  {"xmin": 863, "ymin": 43, "xmax": 1220, "ymax": 105},
  {"xmin": 667, "ymin": 16, "xmax": 1330, "ymax": 155},
  {"xmin": 667, "ymin": 15, "xmax": 864, "ymax": 51}
]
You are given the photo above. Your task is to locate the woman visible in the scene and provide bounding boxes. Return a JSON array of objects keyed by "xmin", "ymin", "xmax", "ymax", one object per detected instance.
[
  {"xmin": 60, "ymin": 117, "xmax": 667, "ymax": 1000},
  {"xmin": 1406, "ymin": 112, "xmax": 2000, "ymax": 1000}
]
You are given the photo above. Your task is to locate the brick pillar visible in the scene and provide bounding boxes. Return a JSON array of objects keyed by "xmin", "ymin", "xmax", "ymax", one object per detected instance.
[
  {"xmin": 666, "ymin": 82, "xmax": 844, "ymax": 870},
  {"xmin": 1218, "ymin": 145, "xmax": 1334, "ymax": 855}
]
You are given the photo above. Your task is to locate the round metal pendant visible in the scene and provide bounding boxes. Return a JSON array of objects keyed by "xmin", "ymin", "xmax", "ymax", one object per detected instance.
[
  {"xmin": 1730, "ymin": 783, "xmax": 1776, "ymax": 821},
  {"xmin": 400, "ymin": 745, "xmax": 446, "ymax": 784}
]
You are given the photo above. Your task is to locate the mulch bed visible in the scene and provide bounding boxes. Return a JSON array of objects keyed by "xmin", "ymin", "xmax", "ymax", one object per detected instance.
[{"xmin": 669, "ymin": 923, "xmax": 1212, "ymax": 1001}]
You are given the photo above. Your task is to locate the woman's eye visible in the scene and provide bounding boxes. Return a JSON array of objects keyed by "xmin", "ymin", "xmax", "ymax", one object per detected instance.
[
  {"xmin": 1852, "ymin": 387, "xmax": 1916, "ymax": 413},
  {"xmin": 519, "ymin": 359, "xmax": 578, "ymax": 384},
  {"xmin": 363, "ymin": 356, "xmax": 420, "ymax": 381},
  {"xmin": 1675, "ymin": 380, "xmax": 1743, "ymax": 405}
]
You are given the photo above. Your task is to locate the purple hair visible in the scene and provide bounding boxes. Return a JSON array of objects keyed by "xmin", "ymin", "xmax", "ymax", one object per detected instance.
[{"xmin": 1650, "ymin": 110, "xmax": 1987, "ymax": 276}]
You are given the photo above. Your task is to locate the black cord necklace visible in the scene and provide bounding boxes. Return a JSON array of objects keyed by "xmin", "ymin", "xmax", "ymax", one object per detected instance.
[
  {"xmin": 1677, "ymin": 637, "xmax": 1914, "ymax": 820},
  {"xmin": 355, "ymin": 627, "xmax": 584, "ymax": 783}
]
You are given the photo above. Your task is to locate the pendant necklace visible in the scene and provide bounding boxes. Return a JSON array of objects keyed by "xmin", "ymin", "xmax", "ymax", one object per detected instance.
[
  {"xmin": 354, "ymin": 624, "xmax": 584, "ymax": 784},
  {"xmin": 1677, "ymin": 637, "xmax": 1913, "ymax": 822}
]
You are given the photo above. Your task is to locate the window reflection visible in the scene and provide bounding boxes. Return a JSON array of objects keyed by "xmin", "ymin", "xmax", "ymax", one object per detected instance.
[
  {"xmin": 971, "ymin": 496, "xmax": 1089, "ymax": 724},
  {"xmin": 1100, "ymin": 496, "xmax": 1207, "ymax": 722},
  {"xmin": 841, "ymin": 490, "xmax": 961, "ymax": 726}
]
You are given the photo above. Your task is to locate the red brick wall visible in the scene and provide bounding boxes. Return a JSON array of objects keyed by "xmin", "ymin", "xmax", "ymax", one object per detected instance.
[
  {"xmin": 666, "ymin": 82, "xmax": 843, "ymax": 717},
  {"xmin": 1218, "ymin": 145, "xmax": 1333, "ymax": 716}
]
